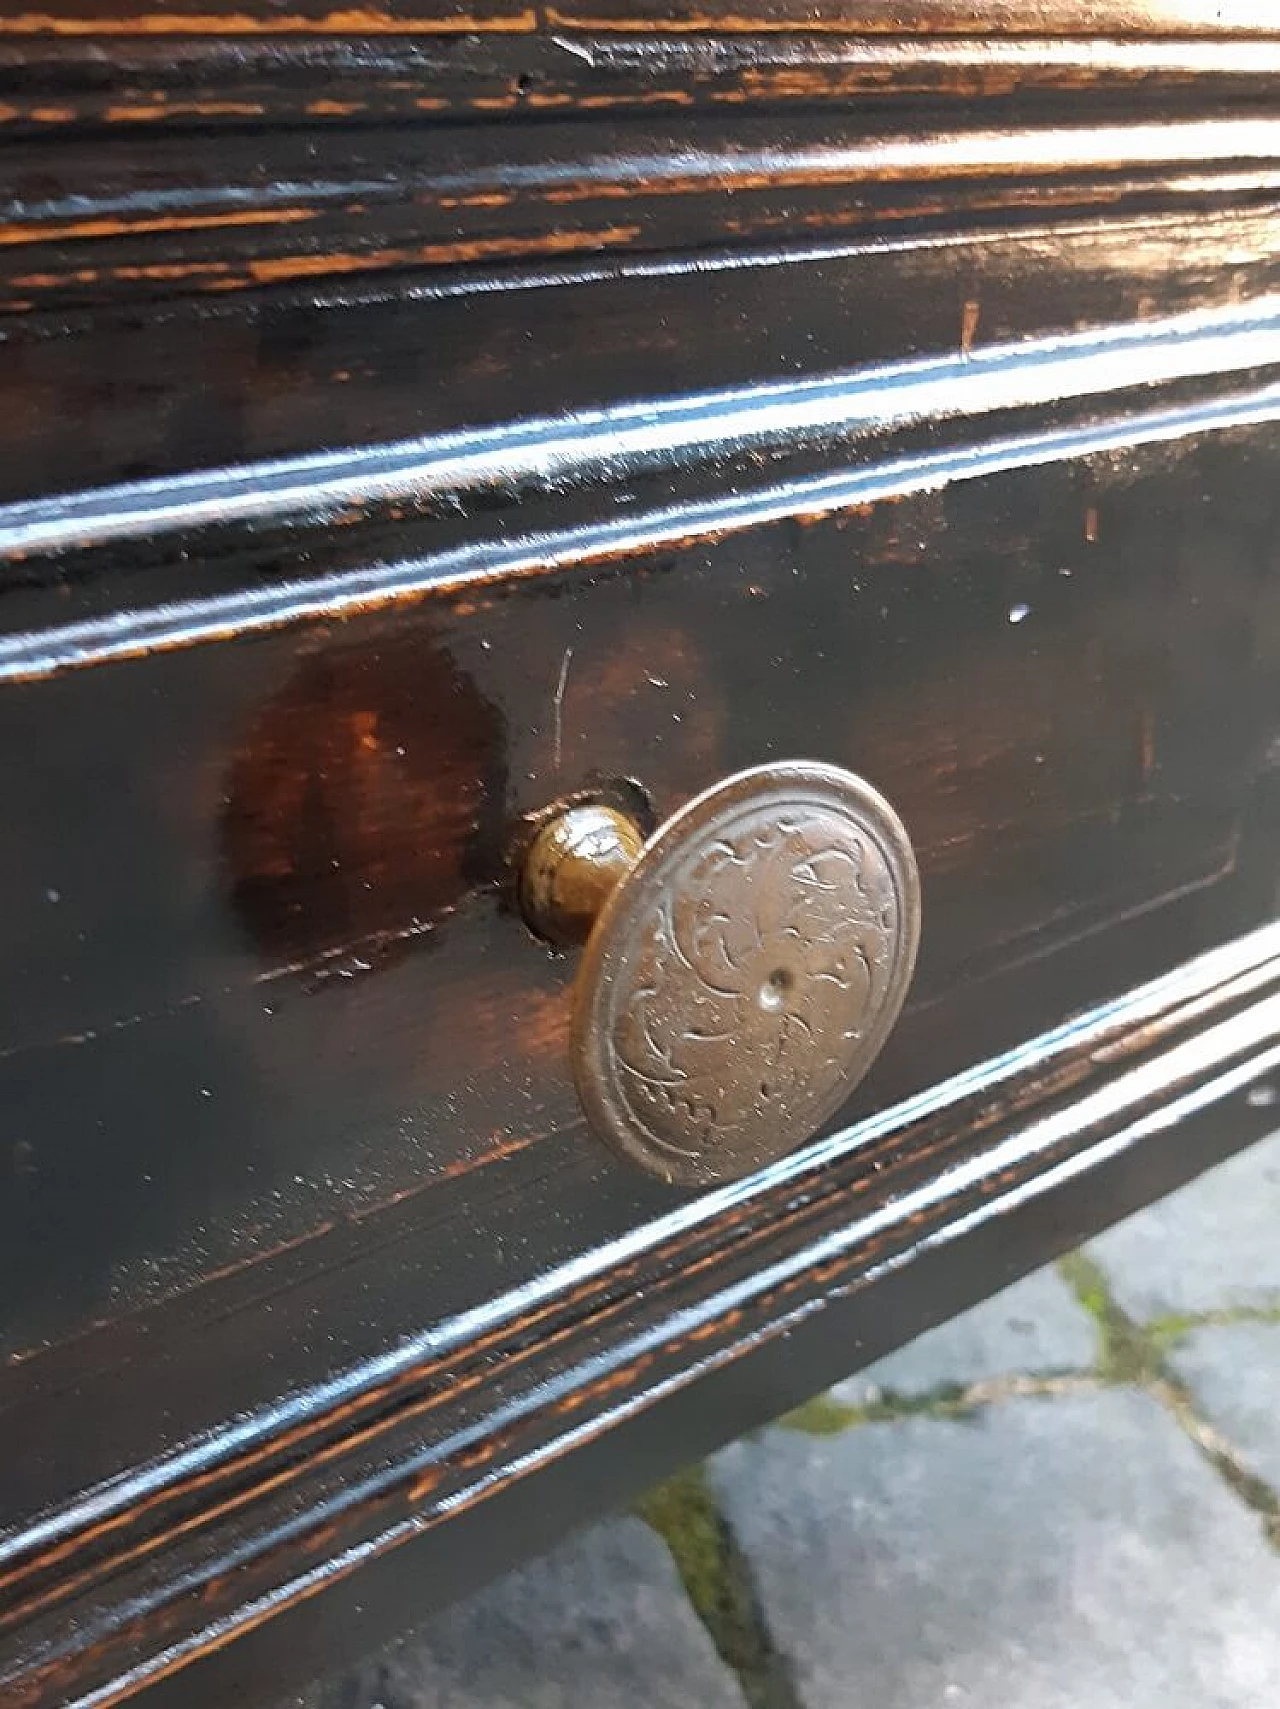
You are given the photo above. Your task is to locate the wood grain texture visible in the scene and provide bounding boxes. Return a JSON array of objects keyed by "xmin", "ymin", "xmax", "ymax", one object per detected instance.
[
  {"xmin": 2, "ymin": 923, "xmax": 1278, "ymax": 1708},
  {"xmin": 547, "ymin": 1, "xmax": 1280, "ymax": 34},
  {"xmin": 3, "ymin": 112, "xmax": 1280, "ymax": 311},
  {"xmin": 0, "ymin": 2, "xmax": 537, "ymax": 35},
  {"xmin": 1, "ymin": 8, "xmax": 1279, "ymax": 1706},
  {"xmin": 3, "ymin": 196, "xmax": 1280, "ymax": 513},
  {"xmin": 0, "ymin": 410, "xmax": 1273, "ymax": 1374},
  {"xmin": 7, "ymin": 293, "xmax": 1280, "ymax": 627},
  {"xmin": 2, "ymin": 33, "xmax": 1278, "ymax": 132},
  {"xmin": 6, "ymin": 0, "xmax": 1276, "ymax": 34}
]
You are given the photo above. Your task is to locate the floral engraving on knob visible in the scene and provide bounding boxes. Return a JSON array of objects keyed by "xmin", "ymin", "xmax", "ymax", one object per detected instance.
[
  {"xmin": 573, "ymin": 766, "xmax": 919, "ymax": 1187},
  {"xmin": 612, "ymin": 809, "xmax": 896, "ymax": 1160}
]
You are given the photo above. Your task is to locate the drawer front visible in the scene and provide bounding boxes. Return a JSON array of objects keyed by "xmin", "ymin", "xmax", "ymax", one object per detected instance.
[
  {"xmin": 3, "ymin": 12, "xmax": 1280, "ymax": 1704},
  {"xmin": 3, "ymin": 335, "xmax": 1278, "ymax": 1383}
]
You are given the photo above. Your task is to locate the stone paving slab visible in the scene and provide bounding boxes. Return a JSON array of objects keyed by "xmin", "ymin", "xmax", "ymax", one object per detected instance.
[
  {"xmin": 1169, "ymin": 1322, "xmax": 1280, "ymax": 1492},
  {"xmin": 1085, "ymin": 1129, "xmax": 1280, "ymax": 1321},
  {"xmin": 832, "ymin": 1266, "xmax": 1097, "ymax": 1403},
  {"xmin": 710, "ymin": 1389, "xmax": 1280, "ymax": 1709},
  {"xmin": 303, "ymin": 1518, "xmax": 747, "ymax": 1709}
]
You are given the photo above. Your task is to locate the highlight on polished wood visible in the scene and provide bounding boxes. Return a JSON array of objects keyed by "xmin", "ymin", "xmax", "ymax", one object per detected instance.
[{"xmin": 0, "ymin": 2, "xmax": 1277, "ymax": 1705}]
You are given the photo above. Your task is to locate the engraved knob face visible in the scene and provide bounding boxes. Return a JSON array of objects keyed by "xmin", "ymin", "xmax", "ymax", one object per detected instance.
[{"xmin": 570, "ymin": 763, "xmax": 920, "ymax": 1187}]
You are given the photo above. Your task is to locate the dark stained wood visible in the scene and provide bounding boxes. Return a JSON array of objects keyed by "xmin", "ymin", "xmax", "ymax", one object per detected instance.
[
  {"xmin": 6, "ymin": 0, "xmax": 1275, "ymax": 34},
  {"xmin": 0, "ymin": 1, "xmax": 537, "ymax": 34},
  {"xmin": 5, "ymin": 200, "xmax": 1280, "ymax": 509},
  {"xmin": 547, "ymin": 1, "xmax": 1280, "ymax": 34},
  {"xmin": 0, "ymin": 424, "xmax": 1274, "ymax": 1365},
  {"xmin": 3, "ymin": 33, "xmax": 1279, "ymax": 134},
  {"xmin": 148, "ymin": 1043, "xmax": 1279, "ymax": 1709},
  {"xmin": 0, "ymin": 5, "xmax": 1278, "ymax": 1706},
  {"xmin": 3, "ymin": 923, "xmax": 1279, "ymax": 1708},
  {"xmin": 3, "ymin": 113, "xmax": 1280, "ymax": 314}
]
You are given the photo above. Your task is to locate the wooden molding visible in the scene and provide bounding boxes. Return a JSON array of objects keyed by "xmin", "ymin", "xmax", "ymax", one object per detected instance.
[{"xmin": 3, "ymin": 921, "xmax": 1278, "ymax": 1708}]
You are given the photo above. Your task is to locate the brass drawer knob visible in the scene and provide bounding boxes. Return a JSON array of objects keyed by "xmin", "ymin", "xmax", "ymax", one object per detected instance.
[{"xmin": 521, "ymin": 763, "xmax": 920, "ymax": 1187}]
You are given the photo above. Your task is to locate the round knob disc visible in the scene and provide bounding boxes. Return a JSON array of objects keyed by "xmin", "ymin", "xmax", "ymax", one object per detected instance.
[{"xmin": 571, "ymin": 762, "xmax": 920, "ymax": 1187}]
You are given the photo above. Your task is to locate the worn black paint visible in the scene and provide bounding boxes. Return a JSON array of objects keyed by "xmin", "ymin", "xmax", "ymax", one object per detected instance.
[{"xmin": 0, "ymin": 6, "xmax": 1279, "ymax": 1706}]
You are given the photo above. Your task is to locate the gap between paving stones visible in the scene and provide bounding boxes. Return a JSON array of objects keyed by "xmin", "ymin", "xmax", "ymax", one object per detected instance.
[
  {"xmin": 636, "ymin": 1258, "xmax": 1280, "ymax": 1707},
  {"xmin": 634, "ymin": 1464, "xmax": 804, "ymax": 1709},
  {"xmin": 1057, "ymin": 1251, "xmax": 1280, "ymax": 1552}
]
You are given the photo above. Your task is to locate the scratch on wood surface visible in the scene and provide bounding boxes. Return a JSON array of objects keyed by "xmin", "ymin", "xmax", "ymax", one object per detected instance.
[
  {"xmin": 553, "ymin": 645, "xmax": 573, "ymax": 769},
  {"xmin": 961, "ymin": 297, "xmax": 980, "ymax": 358}
]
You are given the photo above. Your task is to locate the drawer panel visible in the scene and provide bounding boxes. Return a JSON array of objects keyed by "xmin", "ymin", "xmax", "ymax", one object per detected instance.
[
  {"xmin": 0, "ymin": 414, "xmax": 1275, "ymax": 1382},
  {"xmin": 2, "ymin": 10, "xmax": 1278, "ymax": 1695},
  {"xmin": 2, "ymin": 15, "xmax": 1280, "ymax": 1704}
]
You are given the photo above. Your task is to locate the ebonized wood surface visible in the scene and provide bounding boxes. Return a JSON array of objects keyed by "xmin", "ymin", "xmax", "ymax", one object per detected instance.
[{"xmin": 1, "ymin": 3, "xmax": 1278, "ymax": 1704}]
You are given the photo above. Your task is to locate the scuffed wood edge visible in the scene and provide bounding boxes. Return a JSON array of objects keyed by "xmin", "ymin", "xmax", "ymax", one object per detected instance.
[{"xmin": 3, "ymin": 920, "xmax": 1278, "ymax": 1708}]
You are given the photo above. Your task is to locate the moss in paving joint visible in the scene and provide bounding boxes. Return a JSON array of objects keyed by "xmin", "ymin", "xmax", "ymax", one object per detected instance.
[
  {"xmin": 780, "ymin": 1385, "xmax": 979, "ymax": 1435},
  {"xmin": 1057, "ymin": 1251, "xmax": 1159, "ymax": 1385},
  {"xmin": 635, "ymin": 1463, "xmax": 803, "ymax": 1709},
  {"xmin": 1059, "ymin": 1250, "xmax": 1280, "ymax": 1551},
  {"xmin": 779, "ymin": 1372, "xmax": 1101, "ymax": 1437},
  {"xmin": 1146, "ymin": 1301, "xmax": 1280, "ymax": 1354},
  {"xmin": 1150, "ymin": 1375, "xmax": 1280, "ymax": 1551},
  {"xmin": 777, "ymin": 1393, "xmax": 870, "ymax": 1435}
]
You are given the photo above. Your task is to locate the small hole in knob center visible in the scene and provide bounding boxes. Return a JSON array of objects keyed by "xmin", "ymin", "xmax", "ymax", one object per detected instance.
[{"xmin": 758, "ymin": 967, "xmax": 793, "ymax": 1012}]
